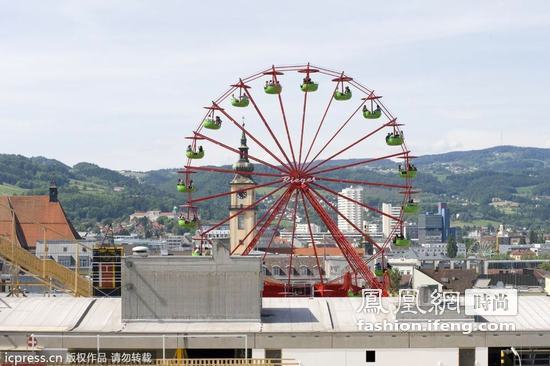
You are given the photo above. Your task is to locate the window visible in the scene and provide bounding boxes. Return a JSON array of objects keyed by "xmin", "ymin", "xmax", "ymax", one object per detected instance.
[
  {"xmin": 265, "ymin": 350, "xmax": 281, "ymax": 359},
  {"xmin": 299, "ymin": 266, "xmax": 310, "ymax": 276},
  {"xmin": 238, "ymin": 214, "xmax": 245, "ymax": 230},
  {"xmin": 79, "ymin": 257, "xmax": 90, "ymax": 267},
  {"xmin": 366, "ymin": 350, "xmax": 375, "ymax": 363},
  {"xmin": 58, "ymin": 255, "xmax": 73, "ymax": 267},
  {"xmin": 272, "ymin": 266, "xmax": 284, "ymax": 276},
  {"xmin": 63, "ymin": 247, "xmax": 68, "ymax": 252}
]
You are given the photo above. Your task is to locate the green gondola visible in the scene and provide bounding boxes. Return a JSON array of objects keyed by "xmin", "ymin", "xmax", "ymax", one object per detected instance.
[
  {"xmin": 178, "ymin": 219, "xmax": 198, "ymax": 229},
  {"xmin": 374, "ymin": 269, "xmax": 384, "ymax": 277},
  {"xmin": 363, "ymin": 109, "xmax": 382, "ymax": 119},
  {"xmin": 186, "ymin": 150, "xmax": 205, "ymax": 159},
  {"xmin": 403, "ymin": 202, "xmax": 420, "ymax": 214},
  {"xmin": 334, "ymin": 90, "xmax": 352, "ymax": 101},
  {"xmin": 347, "ymin": 289, "xmax": 361, "ymax": 297},
  {"xmin": 202, "ymin": 118, "xmax": 221, "ymax": 130},
  {"xmin": 399, "ymin": 169, "xmax": 417, "ymax": 179},
  {"xmin": 386, "ymin": 135, "xmax": 404, "ymax": 146},
  {"xmin": 300, "ymin": 82, "xmax": 318, "ymax": 92},
  {"xmin": 231, "ymin": 96, "xmax": 249, "ymax": 107},
  {"xmin": 176, "ymin": 184, "xmax": 195, "ymax": 193},
  {"xmin": 393, "ymin": 238, "xmax": 411, "ymax": 247},
  {"xmin": 264, "ymin": 83, "xmax": 282, "ymax": 94}
]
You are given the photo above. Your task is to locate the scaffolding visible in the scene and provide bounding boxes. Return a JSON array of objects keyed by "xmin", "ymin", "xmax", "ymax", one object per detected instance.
[{"xmin": 0, "ymin": 198, "xmax": 91, "ymax": 297}]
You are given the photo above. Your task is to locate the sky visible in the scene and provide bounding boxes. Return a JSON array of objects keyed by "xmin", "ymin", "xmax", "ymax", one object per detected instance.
[{"xmin": 1, "ymin": 0, "xmax": 549, "ymax": 171}]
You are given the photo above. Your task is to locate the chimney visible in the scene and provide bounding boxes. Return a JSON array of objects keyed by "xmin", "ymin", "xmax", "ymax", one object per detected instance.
[{"xmin": 49, "ymin": 180, "xmax": 58, "ymax": 203}]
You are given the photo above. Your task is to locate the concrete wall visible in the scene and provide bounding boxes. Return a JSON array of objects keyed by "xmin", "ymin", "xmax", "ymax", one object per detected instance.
[
  {"xmin": 283, "ymin": 348, "xmax": 459, "ymax": 366},
  {"xmin": 122, "ymin": 241, "xmax": 262, "ymax": 321}
]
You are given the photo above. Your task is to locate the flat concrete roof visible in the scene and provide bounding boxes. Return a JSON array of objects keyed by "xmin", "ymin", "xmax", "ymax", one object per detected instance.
[{"xmin": 2, "ymin": 296, "xmax": 550, "ymax": 348}]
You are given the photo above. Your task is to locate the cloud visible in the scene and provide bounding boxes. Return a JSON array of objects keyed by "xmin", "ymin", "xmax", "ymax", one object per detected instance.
[{"xmin": 0, "ymin": 0, "xmax": 549, "ymax": 170}]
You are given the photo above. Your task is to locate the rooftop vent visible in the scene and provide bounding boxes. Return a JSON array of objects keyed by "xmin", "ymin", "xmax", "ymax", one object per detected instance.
[{"xmin": 132, "ymin": 246, "xmax": 149, "ymax": 257}]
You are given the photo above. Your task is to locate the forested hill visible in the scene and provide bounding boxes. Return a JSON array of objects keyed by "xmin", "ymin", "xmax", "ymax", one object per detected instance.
[
  {"xmin": 0, "ymin": 145, "xmax": 549, "ymax": 230},
  {"xmin": 0, "ymin": 155, "xmax": 176, "ymax": 230}
]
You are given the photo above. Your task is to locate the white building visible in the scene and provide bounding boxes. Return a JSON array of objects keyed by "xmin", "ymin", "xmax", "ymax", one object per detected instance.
[
  {"xmin": 363, "ymin": 222, "xmax": 379, "ymax": 234},
  {"xmin": 203, "ymin": 226, "xmax": 230, "ymax": 240},
  {"xmin": 337, "ymin": 186, "xmax": 363, "ymax": 233},
  {"xmin": 35, "ymin": 240, "xmax": 94, "ymax": 272},
  {"xmin": 295, "ymin": 223, "xmax": 321, "ymax": 234},
  {"xmin": 382, "ymin": 203, "xmax": 402, "ymax": 238}
]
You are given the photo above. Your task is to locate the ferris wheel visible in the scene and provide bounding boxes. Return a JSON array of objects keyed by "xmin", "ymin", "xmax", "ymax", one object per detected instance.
[{"xmin": 176, "ymin": 63, "xmax": 418, "ymax": 297}]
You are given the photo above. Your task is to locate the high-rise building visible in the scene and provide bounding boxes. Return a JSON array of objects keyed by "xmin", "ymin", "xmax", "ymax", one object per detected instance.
[
  {"xmin": 418, "ymin": 213, "xmax": 444, "ymax": 243},
  {"xmin": 382, "ymin": 203, "xmax": 402, "ymax": 238},
  {"xmin": 438, "ymin": 202, "xmax": 450, "ymax": 242},
  {"xmin": 337, "ymin": 186, "xmax": 363, "ymax": 233}
]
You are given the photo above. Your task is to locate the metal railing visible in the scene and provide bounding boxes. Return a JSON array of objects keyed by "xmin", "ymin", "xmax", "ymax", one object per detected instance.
[
  {"xmin": 155, "ymin": 359, "xmax": 299, "ymax": 366},
  {"xmin": 0, "ymin": 236, "xmax": 91, "ymax": 296}
]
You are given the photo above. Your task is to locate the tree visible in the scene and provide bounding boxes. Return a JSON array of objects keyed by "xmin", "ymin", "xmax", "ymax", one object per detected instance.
[
  {"xmin": 538, "ymin": 262, "xmax": 550, "ymax": 271},
  {"xmin": 388, "ymin": 268, "xmax": 402, "ymax": 296},
  {"xmin": 447, "ymin": 236, "xmax": 458, "ymax": 258},
  {"xmin": 529, "ymin": 229, "xmax": 539, "ymax": 244},
  {"xmin": 464, "ymin": 238, "xmax": 475, "ymax": 255}
]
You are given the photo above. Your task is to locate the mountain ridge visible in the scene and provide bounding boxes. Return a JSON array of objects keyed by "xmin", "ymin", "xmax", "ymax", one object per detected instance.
[{"xmin": 0, "ymin": 145, "xmax": 549, "ymax": 231}]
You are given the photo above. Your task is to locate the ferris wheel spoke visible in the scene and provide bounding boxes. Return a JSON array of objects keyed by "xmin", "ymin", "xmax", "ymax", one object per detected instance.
[
  {"xmin": 301, "ymin": 187, "xmax": 383, "ymax": 292},
  {"xmin": 232, "ymin": 187, "xmax": 293, "ymax": 255},
  {"xmin": 308, "ymin": 186, "xmax": 383, "ymax": 252},
  {"xmin": 301, "ymin": 73, "xmax": 341, "ymax": 168},
  {"xmin": 194, "ymin": 131, "xmax": 288, "ymax": 174},
  {"xmin": 314, "ymin": 176, "xmax": 411, "ymax": 190},
  {"xmin": 213, "ymin": 102, "xmax": 293, "ymax": 172},
  {"xmin": 181, "ymin": 165, "xmax": 285, "ymax": 178},
  {"xmin": 310, "ymin": 150, "xmax": 410, "ymax": 176},
  {"xmin": 274, "ymin": 83, "xmax": 298, "ymax": 170},
  {"xmin": 297, "ymin": 86, "xmax": 309, "ymax": 168},
  {"xmin": 311, "ymin": 182, "xmax": 402, "ymax": 224},
  {"xmin": 188, "ymin": 179, "xmax": 284, "ymax": 205},
  {"xmin": 305, "ymin": 118, "xmax": 396, "ymax": 174},
  {"xmin": 286, "ymin": 190, "xmax": 300, "ymax": 287},
  {"xmin": 242, "ymin": 85, "xmax": 295, "ymax": 170},
  {"xmin": 261, "ymin": 190, "xmax": 294, "ymax": 261},
  {"xmin": 303, "ymin": 99, "xmax": 368, "ymax": 172},
  {"xmin": 299, "ymin": 191, "xmax": 325, "ymax": 285},
  {"xmin": 200, "ymin": 183, "xmax": 289, "ymax": 236}
]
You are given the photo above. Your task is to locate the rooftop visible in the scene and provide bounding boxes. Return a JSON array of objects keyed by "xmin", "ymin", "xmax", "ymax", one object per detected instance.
[
  {"xmin": 2, "ymin": 295, "xmax": 550, "ymax": 334},
  {"xmin": 0, "ymin": 195, "xmax": 80, "ymax": 249},
  {"xmin": 417, "ymin": 268, "xmax": 479, "ymax": 293}
]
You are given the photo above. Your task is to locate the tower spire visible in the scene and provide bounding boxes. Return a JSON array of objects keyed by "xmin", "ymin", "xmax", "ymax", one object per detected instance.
[{"xmin": 233, "ymin": 120, "xmax": 254, "ymax": 174}]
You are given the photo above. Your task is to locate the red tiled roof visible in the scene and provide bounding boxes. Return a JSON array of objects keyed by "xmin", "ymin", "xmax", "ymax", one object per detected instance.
[
  {"xmin": 0, "ymin": 195, "xmax": 80, "ymax": 249},
  {"xmin": 293, "ymin": 247, "xmax": 365, "ymax": 256},
  {"xmin": 263, "ymin": 246, "xmax": 365, "ymax": 256}
]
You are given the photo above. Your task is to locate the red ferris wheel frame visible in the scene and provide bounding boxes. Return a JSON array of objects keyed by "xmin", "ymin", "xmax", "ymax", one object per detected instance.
[{"xmin": 178, "ymin": 63, "xmax": 416, "ymax": 297}]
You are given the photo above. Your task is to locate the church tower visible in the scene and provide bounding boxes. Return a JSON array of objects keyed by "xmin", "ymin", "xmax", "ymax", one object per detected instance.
[{"xmin": 229, "ymin": 128, "xmax": 256, "ymax": 254}]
